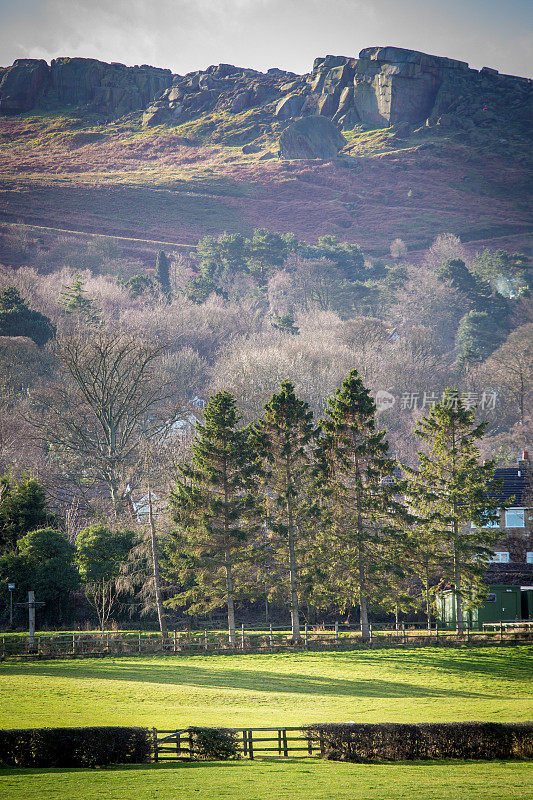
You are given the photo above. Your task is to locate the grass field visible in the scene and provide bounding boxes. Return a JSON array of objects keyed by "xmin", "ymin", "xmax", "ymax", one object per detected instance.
[
  {"xmin": 0, "ymin": 645, "xmax": 531, "ymax": 730},
  {"xmin": 0, "ymin": 760, "xmax": 531, "ymax": 800}
]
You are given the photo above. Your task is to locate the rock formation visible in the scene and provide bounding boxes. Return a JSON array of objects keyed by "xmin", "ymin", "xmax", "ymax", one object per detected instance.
[
  {"xmin": 1, "ymin": 47, "xmax": 530, "ymax": 153},
  {"xmin": 0, "ymin": 57, "xmax": 172, "ymax": 116}
]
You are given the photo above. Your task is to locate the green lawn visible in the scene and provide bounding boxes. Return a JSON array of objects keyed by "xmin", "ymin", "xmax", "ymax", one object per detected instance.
[
  {"xmin": 0, "ymin": 645, "xmax": 531, "ymax": 729},
  {"xmin": 0, "ymin": 760, "xmax": 531, "ymax": 800}
]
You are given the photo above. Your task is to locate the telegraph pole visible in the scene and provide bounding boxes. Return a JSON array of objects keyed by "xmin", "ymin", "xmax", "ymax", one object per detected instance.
[
  {"xmin": 7, "ymin": 582, "xmax": 15, "ymax": 627},
  {"xmin": 16, "ymin": 591, "xmax": 44, "ymax": 650}
]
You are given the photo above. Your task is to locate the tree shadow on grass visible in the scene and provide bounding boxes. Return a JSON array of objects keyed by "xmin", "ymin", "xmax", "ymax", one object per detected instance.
[{"xmin": 0, "ymin": 662, "xmax": 491, "ymax": 699}]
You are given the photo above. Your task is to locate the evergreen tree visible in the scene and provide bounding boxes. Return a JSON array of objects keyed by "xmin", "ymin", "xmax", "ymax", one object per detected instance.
[
  {"xmin": 410, "ymin": 390, "xmax": 501, "ymax": 633},
  {"xmin": 59, "ymin": 272, "xmax": 100, "ymax": 324},
  {"xmin": 316, "ymin": 370, "xmax": 407, "ymax": 639},
  {"xmin": 0, "ymin": 287, "xmax": 55, "ymax": 347},
  {"xmin": 17, "ymin": 527, "xmax": 79, "ymax": 626},
  {"xmin": 156, "ymin": 251, "xmax": 172, "ymax": 299},
  {"xmin": 252, "ymin": 381, "xmax": 316, "ymax": 641},
  {"xmin": 456, "ymin": 310, "xmax": 506, "ymax": 368},
  {"xmin": 169, "ymin": 392, "xmax": 258, "ymax": 644},
  {"xmin": 0, "ymin": 475, "xmax": 55, "ymax": 552}
]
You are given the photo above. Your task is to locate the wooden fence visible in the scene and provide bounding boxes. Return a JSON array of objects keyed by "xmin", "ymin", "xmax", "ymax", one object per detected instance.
[
  {"xmin": 154, "ymin": 727, "xmax": 313, "ymax": 761},
  {"xmin": 1, "ymin": 621, "xmax": 532, "ymax": 660}
]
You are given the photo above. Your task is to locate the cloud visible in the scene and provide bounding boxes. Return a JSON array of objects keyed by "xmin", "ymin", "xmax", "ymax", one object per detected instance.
[{"xmin": 0, "ymin": 0, "xmax": 531, "ymax": 77}]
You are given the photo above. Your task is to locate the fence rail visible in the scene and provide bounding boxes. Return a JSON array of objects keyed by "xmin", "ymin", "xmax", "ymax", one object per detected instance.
[
  {"xmin": 153, "ymin": 727, "xmax": 313, "ymax": 761},
  {"xmin": 1, "ymin": 620, "xmax": 532, "ymax": 661}
]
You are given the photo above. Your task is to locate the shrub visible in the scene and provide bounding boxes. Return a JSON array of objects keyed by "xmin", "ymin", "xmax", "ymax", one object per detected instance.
[
  {"xmin": 0, "ymin": 727, "xmax": 151, "ymax": 768},
  {"xmin": 304, "ymin": 722, "xmax": 533, "ymax": 762},
  {"xmin": 188, "ymin": 728, "xmax": 241, "ymax": 760}
]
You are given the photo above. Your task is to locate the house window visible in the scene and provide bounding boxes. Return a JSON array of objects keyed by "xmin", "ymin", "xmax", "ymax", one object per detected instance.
[
  {"xmin": 527, "ymin": 552, "xmax": 533, "ymax": 564},
  {"xmin": 491, "ymin": 551, "xmax": 510, "ymax": 563},
  {"xmin": 486, "ymin": 593, "xmax": 497, "ymax": 602},
  {"xmin": 505, "ymin": 508, "xmax": 525, "ymax": 528}
]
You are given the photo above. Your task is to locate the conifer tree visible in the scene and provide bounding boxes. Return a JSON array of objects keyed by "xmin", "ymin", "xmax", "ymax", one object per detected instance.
[
  {"xmin": 59, "ymin": 272, "xmax": 100, "ymax": 324},
  {"xmin": 156, "ymin": 251, "xmax": 172, "ymax": 299},
  {"xmin": 409, "ymin": 390, "xmax": 501, "ymax": 633},
  {"xmin": 253, "ymin": 381, "xmax": 316, "ymax": 641},
  {"xmin": 317, "ymin": 369, "xmax": 407, "ymax": 640},
  {"xmin": 170, "ymin": 392, "xmax": 258, "ymax": 645}
]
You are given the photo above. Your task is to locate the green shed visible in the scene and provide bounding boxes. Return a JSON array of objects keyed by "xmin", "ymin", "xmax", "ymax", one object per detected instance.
[{"xmin": 436, "ymin": 585, "xmax": 533, "ymax": 630}]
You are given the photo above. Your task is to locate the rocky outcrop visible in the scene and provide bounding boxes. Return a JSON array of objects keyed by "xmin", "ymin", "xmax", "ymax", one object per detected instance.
[
  {"xmin": 279, "ymin": 116, "xmax": 347, "ymax": 159},
  {"xmin": 2, "ymin": 47, "xmax": 530, "ymax": 148},
  {"xmin": 0, "ymin": 59, "xmax": 49, "ymax": 113},
  {"xmin": 143, "ymin": 63, "xmax": 299, "ymax": 127},
  {"xmin": 0, "ymin": 57, "xmax": 171, "ymax": 116},
  {"xmin": 306, "ymin": 47, "xmax": 531, "ymax": 130}
]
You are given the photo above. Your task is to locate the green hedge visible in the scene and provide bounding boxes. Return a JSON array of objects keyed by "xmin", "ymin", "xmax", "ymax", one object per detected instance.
[
  {"xmin": 0, "ymin": 727, "xmax": 151, "ymax": 768},
  {"xmin": 188, "ymin": 727, "xmax": 241, "ymax": 760},
  {"xmin": 304, "ymin": 722, "xmax": 533, "ymax": 762}
]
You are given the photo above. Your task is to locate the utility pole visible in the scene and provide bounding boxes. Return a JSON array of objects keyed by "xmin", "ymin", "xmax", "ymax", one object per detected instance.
[
  {"xmin": 16, "ymin": 591, "xmax": 44, "ymax": 650},
  {"xmin": 7, "ymin": 583, "xmax": 15, "ymax": 627}
]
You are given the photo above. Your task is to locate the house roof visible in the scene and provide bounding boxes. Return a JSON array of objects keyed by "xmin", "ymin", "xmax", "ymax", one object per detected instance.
[
  {"xmin": 485, "ymin": 563, "xmax": 533, "ymax": 586},
  {"xmin": 489, "ymin": 466, "xmax": 531, "ymax": 506}
]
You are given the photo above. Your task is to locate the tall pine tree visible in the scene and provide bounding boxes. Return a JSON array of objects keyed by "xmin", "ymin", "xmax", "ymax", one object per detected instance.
[
  {"xmin": 156, "ymin": 251, "xmax": 171, "ymax": 299},
  {"xmin": 169, "ymin": 392, "xmax": 257, "ymax": 644},
  {"xmin": 252, "ymin": 381, "xmax": 316, "ymax": 641},
  {"xmin": 317, "ymin": 370, "xmax": 407, "ymax": 640},
  {"xmin": 409, "ymin": 390, "xmax": 501, "ymax": 632}
]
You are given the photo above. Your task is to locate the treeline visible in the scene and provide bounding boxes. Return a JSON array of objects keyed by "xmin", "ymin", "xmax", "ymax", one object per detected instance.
[{"xmin": 0, "ymin": 370, "xmax": 503, "ymax": 638}]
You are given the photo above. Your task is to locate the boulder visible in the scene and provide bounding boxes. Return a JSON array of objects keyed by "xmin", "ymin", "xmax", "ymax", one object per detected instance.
[
  {"xmin": 275, "ymin": 93, "xmax": 306, "ymax": 119},
  {"xmin": 279, "ymin": 116, "xmax": 347, "ymax": 159},
  {"xmin": 230, "ymin": 91, "xmax": 253, "ymax": 112}
]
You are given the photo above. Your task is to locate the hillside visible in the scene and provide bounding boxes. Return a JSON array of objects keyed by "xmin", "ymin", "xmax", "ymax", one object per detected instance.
[{"xmin": 0, "ymin": 46, "xmax": 531, "ymax": 266}]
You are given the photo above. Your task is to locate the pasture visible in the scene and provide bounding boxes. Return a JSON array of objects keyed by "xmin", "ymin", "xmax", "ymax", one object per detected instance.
[
  {"xmin": 0, "ymin": 645, "xmax": 531, "ymax": 729},
  {"xmin": 1, "ymin": 760, "xmax": 532, "ymax": 800},
  {"xmin": 0, "ymin": 645, "xmax": 531, "ymax": 799}
]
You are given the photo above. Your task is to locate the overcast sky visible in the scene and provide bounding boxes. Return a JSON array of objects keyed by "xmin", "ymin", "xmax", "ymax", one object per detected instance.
[{"xmin": 1, "ymin": 0, "xmax": 531, "ymax": 78}]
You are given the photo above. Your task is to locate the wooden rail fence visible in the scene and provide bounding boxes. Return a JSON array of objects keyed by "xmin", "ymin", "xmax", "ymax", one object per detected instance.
[
  {"xmin": 154, "ymin": 727, "xmax": 315, "ymax": 761},
  {"xmin": 1, "ymin": 621, "xmax": 532, "ymax": 660}
]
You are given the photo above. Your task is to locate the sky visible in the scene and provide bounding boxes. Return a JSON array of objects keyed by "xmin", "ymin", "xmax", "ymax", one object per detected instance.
[{"xmin": 0, "ymin": 0, "xmax": 531, "ymax": 78}]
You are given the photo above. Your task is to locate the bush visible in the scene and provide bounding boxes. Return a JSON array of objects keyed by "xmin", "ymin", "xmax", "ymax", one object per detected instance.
[
  {"xmin": 304, "ymin": 722, "xmax": 533, "ymax": 762},
  {"xmin": 0, "ymin": 727, "xmax": 151, "ymax": 768},
  {"xmin": 188, "ymin": 728, "xmax": 241, "ymax": 760}
]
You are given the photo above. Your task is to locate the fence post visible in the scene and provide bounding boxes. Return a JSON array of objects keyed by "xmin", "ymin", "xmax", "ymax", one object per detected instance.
[
  {"xmin": 402, "ymin": 623, "xmax": 406, "ymax": 644},
  {"xmin": 369, "ymin": 624, "xmax": 373, "ymax": 645},
  {"xmin": 466, "ymin": 619, "xmax": 470, "ymax": 643},
  {"xmin": 1, "ymin": 636, "xmax": 4, "ymax": 658},
  {"xmin": 204, "ymin": 630, "xmax": 208, "ymax": 651},
  {"xmin": 334, "ymin": 621, "xmax": 338, "ymax": 646},
  {"xmin": 269, "ymin": 624, "xmax": 273, "ymax": 652},
  {"xmin": 152, "ymin": 728, "xmax": 158, "ymax": 763},
  {"xmin": 319, "ymin": 730, "xmax": 325, "ymax": 758},
  {"xmin": 500, "ymin": 620, "xmax": 503, "ymax": 643},
  {"xmin": 189, "ymin": 729, "xmax": 194, "ymax": 759},
  {"xmin": 106, "ymin": 632, "xmax": 110, "ymax": 653},
  {"xmin": 282, "ymin": 729, "xmax": 288, "ymax": 758},
  {"xmin": 243, "ymin": 729, "xmax": 248, "ymax": 758},
  {"xmin": 138, "ymin": 630, "xmax": 142, "ymax": 654},
  {"xmin": 304, "ymin": 623, "xmax": 308, "ymax": 650},
  {"xmin": 174, "ymin": 629, "xmax": 177, "ymax": 654},
  {"xmin": 248, "ymin": 730, "xmax": 254, "ymax": 760},
  {"xmin": 72, "ymin": 633, "xmax": 76, "ymax": 655},
  {"xmin": 435, "ymin": 623, "xmax": 438, "ymax": 644},
  {"xmin": 277, "ymin": 729, "xmax": 282, "ymax": 755},
  {"xmin": 241, "ymin": 623, "xmax": 245, "ymax": 651}
]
